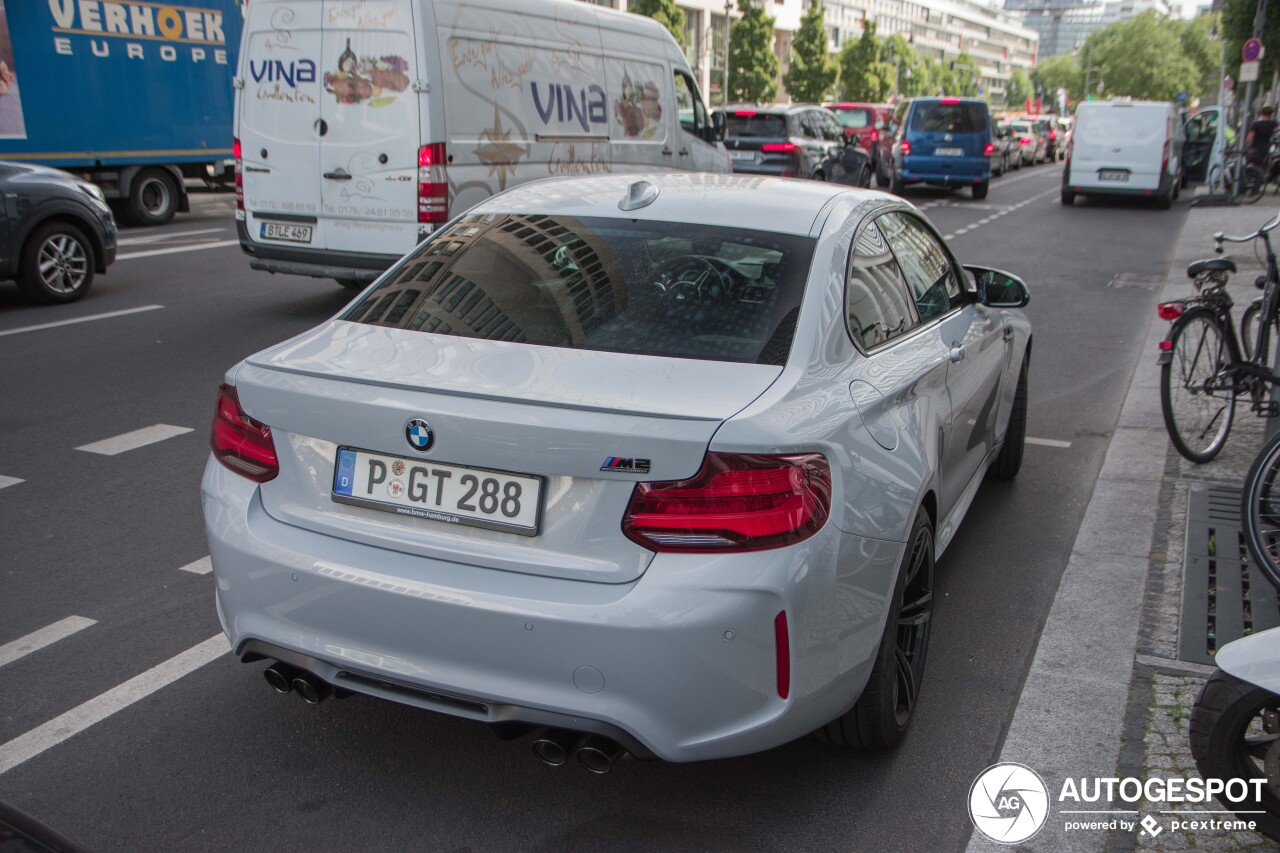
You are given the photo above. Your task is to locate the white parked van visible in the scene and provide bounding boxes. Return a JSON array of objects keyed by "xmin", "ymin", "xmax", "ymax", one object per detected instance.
[
  {"xmin": 1062, "ymin": 100, "xmax": 1183, "ymax": 208},
  {"xmin": 234, "ymin": 0, "xmax": 731, "ymax": 287}
]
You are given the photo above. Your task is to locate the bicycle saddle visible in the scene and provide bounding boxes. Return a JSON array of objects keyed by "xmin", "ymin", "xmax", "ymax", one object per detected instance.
[{"xmin": 1187, "ymin": 257, "xmax": 1237, "ymax": 278}]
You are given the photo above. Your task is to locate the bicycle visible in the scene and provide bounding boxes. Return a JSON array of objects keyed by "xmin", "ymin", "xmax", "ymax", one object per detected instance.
[
  {"xmin": 1244, "ymin": 427, "xmax": 1280, "ymax": 589},
  {"xmin": 1207, "ymin": 148, "xmax": 1267, "ymax": 203},
  {"xmin": 1158, "ymin": 211, "xmax": 1280, "ymax": 463}
]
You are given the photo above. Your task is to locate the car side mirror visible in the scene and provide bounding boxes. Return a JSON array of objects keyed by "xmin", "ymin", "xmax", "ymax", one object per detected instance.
[
  {"xmin": 965, "ymin": 265, "xmax": 1030, "ymax": 308},
  {"xmin": 710, "ymin": 111, "xmax": 726, "ymax": 143}
]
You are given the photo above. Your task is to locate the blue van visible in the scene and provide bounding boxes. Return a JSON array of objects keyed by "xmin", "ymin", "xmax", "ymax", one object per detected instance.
[{"xmin": 886, "ymin": 97, "xmax": 995, "ymax": 199}]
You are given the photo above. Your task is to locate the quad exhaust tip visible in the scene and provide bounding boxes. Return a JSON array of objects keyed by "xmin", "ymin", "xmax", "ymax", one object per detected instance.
[
  {"xmin": 576, "ymin": 735, "xmax": 626, "ymax": 775},
  {"xmin": 531, "ymin": 728, "xmax": 580, "ymax": 767},
  {"xmin": 531, "ymin": 728, "xmax": 627, "ymax": 773},
  {"xmin": 291, "ymin": 674, "xmax": 333, "ymax": 705},
  {"xmin": 263, "ymin": 663, "xmax": 298, "ymax": 694}
]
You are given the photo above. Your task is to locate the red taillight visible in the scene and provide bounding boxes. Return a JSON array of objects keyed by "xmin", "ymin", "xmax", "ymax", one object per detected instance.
[
  {"xmin": 761, "ymin": 142, "xmax": 797, "ymax": 153},
  {"xmin": 418, "ymin": 142, "xmax": 448, "ymax": 224},
  {"xmin": 622, "ymin": 452, "xmax": 831, "ymax": 553},
  {"xmin": 1019, "ymin": 138, "xmax": 1030, "ymax": 145},
  {"xmin": 233, "ymin": 136, "xmax": 243, "ymax": 211},
  {"xmin": 1159, "ymin": 339, "xmax": 1174, "ymax": 351},
  {"xmin": 211, "ymin": 384, "xmax": 278, "ymax": 482},
  {"xmin": 1049, "ymin": 129, "xmax": 1057, "ymax": 140},
  {"xmin": 774, "ymin": 611, "xmax": 791, "ymax": 700},
  {"xmin": 1161, "ymin": 138, "xmax": 1170, "ymax": 174},
  {"xmin": 983, "ymin": 142, "xmax": 995, "ymax": 157},
  {"xmin": 900, "ymin": 140, "xmax": 911, "ymax": 155},
  {"xmin": 870, "ymin": 129, "xmax": 879, "ymax": 143},
  {"xmin": 1158, "ymin": 303, "xmax": 1184, "ymax": 320}
]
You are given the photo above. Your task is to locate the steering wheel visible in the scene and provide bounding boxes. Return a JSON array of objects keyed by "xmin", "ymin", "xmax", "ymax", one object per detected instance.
[{"xmin": 652, "ymin": 256, "xmax": 726, "ymax": 306}]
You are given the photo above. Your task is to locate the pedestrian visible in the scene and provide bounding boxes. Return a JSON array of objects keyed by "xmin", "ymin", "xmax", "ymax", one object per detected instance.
[{"xmin": 1245, "ymin": 105, "xmax": 1277, "ymax": 167}]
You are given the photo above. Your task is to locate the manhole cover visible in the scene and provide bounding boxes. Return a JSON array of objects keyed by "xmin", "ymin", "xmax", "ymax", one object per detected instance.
[{"xmin": 1179, "ymin": 484, "xmax": 1280, "ymax": 665}]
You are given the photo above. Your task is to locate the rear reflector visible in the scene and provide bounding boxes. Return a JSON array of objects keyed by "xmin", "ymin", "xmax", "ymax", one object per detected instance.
[
  {"xmin": 233, "ymin": 137, "xmax": 243, "ymax": 211},
  {"xmin": 1159, "ymin": 339, "xmax": 1174, "ymax": 351},
  {"xmin": 1158, "ymin": 303, "xmax": 1184, "ymax": 320},
  {"xmin": 622, "ymin": 452, "xmax": 831, "ymax": 553},
  {"xmin": 774, "ymin": 611, "xmax": 791, "ymax": 700},
  {"xmin": 418, "ymin": 143, "xmax": 448, "ymax": 224},
  {"xmin": 211, "ymin": 384, "xmax": 278, "ymax": 482},
  {"xmin": 761, "ymin": 142, "xmax": 797, "ymax": 153}
]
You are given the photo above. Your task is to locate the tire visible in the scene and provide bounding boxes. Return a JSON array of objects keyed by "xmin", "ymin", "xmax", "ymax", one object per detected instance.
[
  {"xmin": 860, "ymin": 165, "xmax": 872, "ymax": 188},
  {"xmin": 1160, "ymin": 308, "xmax": 1235, "ymax": 463},
  {"xmin": 1189, "ymin": 670, "xmax": 1280, "ymax": 842},
  {"xmin": 16, "ymin": 221, "xmax": 96, "ymax": 304},
  {"xmin": 890, "ymin": 172, "xmax": 905, "ymax": 196},
  {"xmin": 1243, "ymin": 430, "xmax": 1280, "ymax": 591},
  {"xmin": 972, "ymin": 180, "xmax": 989, "ymax": 200},
  {"xmin": 1061, "ymin": 188, "xmax": 1075, "ymax": 205},
  {"xmin": 335, "ymin": 278, "xmax": 367, "ymax": 290},
  {"xmin": 127, "ymin": 168, "xmax": 179, "ymax": 226},
  {"xmin": 875, "ymin": 158, "xmax": 890, "ymax": 188},
  {"xmin": 1240, "ymin": 299, "xmax": 1276, "ymax": 360},
  {"xmin": 990, "ymin": 358, "xmax": 1028, "ymax": 480},
  {"xmin": 1243, "ymin": 164, "xmax": 1267, "ymax": 205},
  {"xmin": 813, "ymin": 507, "xmax": 934, "ymax": 750},
  {"xmin": 1157, "ymin": 185, "xmax": 1174, "ymax": 210}
]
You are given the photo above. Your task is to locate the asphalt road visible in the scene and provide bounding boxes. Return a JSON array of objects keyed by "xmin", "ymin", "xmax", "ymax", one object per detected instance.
[{"xmin": 0, "ymin": 167, "xmax": 1188, "ymax": 852}]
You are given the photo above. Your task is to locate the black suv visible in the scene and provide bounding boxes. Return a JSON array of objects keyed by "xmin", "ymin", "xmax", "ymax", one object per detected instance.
[{"xmin": 717, "ymin": 103, "xmax": 869, "ymax": 185}]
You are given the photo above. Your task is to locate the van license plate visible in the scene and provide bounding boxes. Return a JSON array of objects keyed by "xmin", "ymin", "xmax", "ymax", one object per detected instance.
[
  {"xmin": 332, "ymin": 447, "xmax": 542, "ymax": 535},
  {"xmin": 261, "ymin": 222, "xmax": 313, "ymax": 243},
  {"xmin": 935, "ymin": 147, "xmax": 963, "ymax": 156},
  {"xmin": 1098, "ymin": 170, "xmax": 1129, "ymax": 182},
  {"xmin": 730, "ymin": 150, "xmax": 756, "ymax": 161}
]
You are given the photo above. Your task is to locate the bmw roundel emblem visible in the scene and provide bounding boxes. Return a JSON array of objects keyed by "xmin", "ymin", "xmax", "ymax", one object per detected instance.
[{"xmin": 405, "ymin": 418, "xmax": 434, "ymax": 452}]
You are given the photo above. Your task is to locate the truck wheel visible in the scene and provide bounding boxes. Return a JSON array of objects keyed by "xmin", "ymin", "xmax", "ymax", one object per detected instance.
[
  {"xmin": 128, "ymin": 169, "xmax": 178, "ymax": 226},
  {"xmin": 17, "ymin": 221, "xmax": 96, "ymax": 304}
]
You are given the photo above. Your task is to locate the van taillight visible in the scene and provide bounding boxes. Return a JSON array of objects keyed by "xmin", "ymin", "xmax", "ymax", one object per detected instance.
[
  {"xmin": 870, "ymin": 129, "xmax": 879, "ymax": 143},
  {"xmin": 983, "ymin": 142, "xmax": 995, "ymax": 157},
  {"xmin": 900, "ymin": 140, "xmax": 911, "ymax": 155},
  {"xmin": 418, "ymin": 143, "xmax": 448, "ymax": 224},
  {"xmin": 622, "ymin": 452, "xmax": 831, "ymax": 553},
  {"xmin": 233, "ymin": 137, "xmax": 243, "ymax": 211},
  {"xmin": 211, "ymin": 384, "xmax": 278, "ymax": 483},
  {"xmin": 1162, "ymin": 138, "xmax": 1170, "ymax": 174}
]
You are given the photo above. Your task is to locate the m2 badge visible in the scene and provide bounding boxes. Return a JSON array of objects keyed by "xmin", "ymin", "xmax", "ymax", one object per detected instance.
[{"xmin": 601, "ymin": 457, "xmax": 651, "ymax": 474}]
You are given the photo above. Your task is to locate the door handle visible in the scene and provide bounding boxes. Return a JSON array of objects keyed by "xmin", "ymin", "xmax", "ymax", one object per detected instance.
[
  {"xmin": 323, "ymin": 169, "xmax": 353, "ymax": 181},
  {"xmin": 1003, "ymin": 326, "xmax": 1014, "ymax": 341},
  {"xmin": 662, "ymin": 147, "xmax": 673, "ymax": 156},
  {"xmin": 949, "ymin": 345, "xmax": 966, "ymax": 363},
  {"xmin": 678, "ymin": 148, "xmax": 690, "ymax": 156}
]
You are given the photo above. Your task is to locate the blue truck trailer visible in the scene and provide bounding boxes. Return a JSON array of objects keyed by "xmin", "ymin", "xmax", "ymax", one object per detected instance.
[{"xmin": 0, "ymin": 0, "xmax": 243, "ymax": 225}]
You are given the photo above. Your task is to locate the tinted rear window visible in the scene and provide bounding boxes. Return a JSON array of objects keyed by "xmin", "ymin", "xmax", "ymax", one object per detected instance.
[
  {"xmin": 725, "ymin": 114, "xmax": 788, "ymax": 137},
  {"xmin": 910, "ymin": 102, "xmax": 988, "ymax": 133},
  {"xmin": 346, "ymin": 214, "xmax": 816, "ymax": 366},
  {"xmin": 832, "ymin": 108, "xmax": 872, "ymax": 129}
]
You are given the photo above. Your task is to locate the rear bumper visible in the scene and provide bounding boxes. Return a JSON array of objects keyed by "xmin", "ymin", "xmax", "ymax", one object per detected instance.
[
  {"xmin": 900, "ymin": 156, "xmax": 990, "ymax": 184},
  {"xmin": 202, "ymin": 459, "xmax": 902, "ymax": 762},
  {"xmin": 1065, "ymin": 167, "xmax": 1172, "ymax": 198},
  {"xmin": 236, "ymin": 219, "xmax": 401, "ymax": 281}
]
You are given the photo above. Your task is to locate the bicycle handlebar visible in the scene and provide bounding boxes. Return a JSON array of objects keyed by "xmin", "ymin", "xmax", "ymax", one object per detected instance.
[{"xmin": 1214, "ymin": 210, "xmax": 1280, "ymax": 248}]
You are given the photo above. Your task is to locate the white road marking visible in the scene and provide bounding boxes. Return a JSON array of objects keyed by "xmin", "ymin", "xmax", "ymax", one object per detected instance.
[
  {"xmin": 0, "ymin": 634, "xmax": 229, "ymax": 776},
  {"xmin": 0, "ymin": 476, "xmax": 23, "ymax": 490},
  {"xmin": 117, "ymin": 227, "xmax": 230, "ymax": 246},
  {"xmin": 1027, "ymin": 436, "xmax": 1072, "ymax": 448},
  {"xmin": 76, "ymin": 424, "xmax": 193, "ymax": 456},
  {"xmin": 0, "ymin": 305, "xmax": 163, "ymax": 338},
  {"xmin": 179, "ymin": 556, "xmax": 213, "ymax": 575},
  {"xmin": 117, "ymin": 239, "xmax": 239, "ymax": 261},
  {"xmin": 0, "ymin": 616, "xmax": 97, "ymax": 669},
  {"xmin": 943, "ymin": 187, "xmax": 1060, "ymax": 242}
]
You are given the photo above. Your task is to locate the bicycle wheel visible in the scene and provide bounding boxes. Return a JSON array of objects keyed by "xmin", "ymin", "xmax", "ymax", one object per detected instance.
[
  {"xmin": 1160, "ymin": 309, "xmax": 1236, "ymax": 463},
  {"xmin": 1242, "ymin": 164, "xmax": 1267, "ymax": 204},
  {"xmin": 1243, "ymin": 429, "xmax": 1280, "ymax": 591},
  {"xmin": 1242, "ymin": 299, "xmax": 1263, "ymax": 359},
  {"xmin": 1208, "ymin": 163, "xmax": 1226, "ymax": 194}
]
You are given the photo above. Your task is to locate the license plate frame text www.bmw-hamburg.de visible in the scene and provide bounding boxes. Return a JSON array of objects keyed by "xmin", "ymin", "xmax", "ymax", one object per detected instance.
[
  {"xmin": 261, "ymin": 222, "xmax": 313, "ymax": 243},
  {"xmin": 332, "ymin": 447, "xmax": 543, "ymax": 536}
]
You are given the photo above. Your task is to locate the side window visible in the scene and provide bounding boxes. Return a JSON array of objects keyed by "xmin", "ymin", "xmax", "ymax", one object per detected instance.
[
  {"xmin": 823, "ymin": 112, "xmax": 843, "ymax": 141},
  {"xmin": 798, "ymin": 111, "xmax": 818, "ymax": 140},
  {"xmin": 674, "ymin": 70, "xmax": 706, "ymax": 137},
  {"xmin": 845, "ymin": 222, "xmax": 917, "ymax": 351},
  {"xmin": 877, "ymin": 212, "xmax": 964, "ymax": 323}
]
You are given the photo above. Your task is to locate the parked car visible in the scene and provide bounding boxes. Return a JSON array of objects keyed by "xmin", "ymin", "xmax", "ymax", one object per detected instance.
[
  {"xmin": 825, "ymin": 102, "xmax": 893, "ymax": 183},
  {"xmin": 992, "ymin": 124, "xmax": 1020, "ymax": 176},
  {"xmin": 886, "ymin": 97, "xmax": 996, "ymax": 199},
  {"xmin": 203, "ymin": 173, "xmax": 1032, "ymax": 768},
  {"xmin": 0, "ymin": 162, "xmax": 117, "ymax": 304},
  {"xmin": 719, "ymin": 103, "xmax": 845, "ymax": 180},
  {"xmin": 1005, "ymin": 121, "xmax": 1046, "ymax": 166},
  {"xmin": 1022, "ymin": 115, "xmax": 1065, "ymax": 160},
  {"xmin": 1062, "ymin": 100, "xmax": 1184, "ymax": 208}
]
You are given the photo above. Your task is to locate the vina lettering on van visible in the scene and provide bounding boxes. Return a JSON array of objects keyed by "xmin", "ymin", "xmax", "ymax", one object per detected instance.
[
  {"xmin": 251, "ymin": 58, "xmax": 319, "ymax": 106},
  {"xmin": 48, "ymin": 0, "xmax": 228, "ymax": 64}
]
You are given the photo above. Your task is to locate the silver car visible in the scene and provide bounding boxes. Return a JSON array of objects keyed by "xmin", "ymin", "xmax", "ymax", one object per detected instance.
[{"xmin": 203, "ymin": 174, "xmax": 1031, "ymax": 768}]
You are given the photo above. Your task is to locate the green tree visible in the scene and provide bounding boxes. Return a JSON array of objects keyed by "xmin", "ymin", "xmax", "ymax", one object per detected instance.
[
  {"xmin": 1083, "ymin": 11, "xmax": 1202, "ymax": 101},
  {"xmin": 628, "ymin": 0, "xmax": 685, "ymax": 49},
  {"xmin": 1223, "ymin": 0, "xmax": 1280, "ymax": 81},
  {"xmin": 1032, "ymin": 54, "xmax": 1082, "ymax": 104},
  {"xmin": 1005, "ymin": 68, "xmax": 1032, "ymax": 109},
  {"xmin": 951, "ymin": 51, "xmax": 979, "ymax": 96},
  {"xmin": 1176, "ymin": 14, "xmax": 1221, "ymax": 100},
  {"xmin": 784, "ymin": 0, "xmax": 838, "ymax": 102},
  {"xmin": 728, "ymin": 1, "xmax": 779, "ymax": 103},
  {"xmin": 839, "ymin": 20, "xmax": 883, "ymax": 100}
]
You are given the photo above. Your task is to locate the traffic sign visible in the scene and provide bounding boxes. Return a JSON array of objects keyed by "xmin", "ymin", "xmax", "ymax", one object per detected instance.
[
  {"xmin": 1244, "ymin": 37, "xmax": 1263, "ymax": 63},
  {"xmin": 1242, "ymin": 60, "xmax": 1261, "ymax": 83}
]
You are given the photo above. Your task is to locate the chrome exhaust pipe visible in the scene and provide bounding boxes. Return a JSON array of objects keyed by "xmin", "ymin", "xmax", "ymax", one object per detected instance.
[
  {"xmin": 576, "ymin": 735, "xmax": 626, "ymax": 775},
  {"xmin": 263, "ymin": 663, "xmax": 298, "ymax": 694},
  {"xmin": 531, "ymin": 728, "xmax": 581, "ymax": 767},
  {"xmin": 291, "ymin": 674, "xmax": 333, "ymax": 705}
]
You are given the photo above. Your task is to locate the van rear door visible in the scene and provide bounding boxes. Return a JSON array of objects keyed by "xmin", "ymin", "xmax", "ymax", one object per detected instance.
[
  {"xmin": 1073, "ymin": 104, "xmax": 1166, "ymax": 191},
  {"xmin": 238, "ymin": 1, "xmax": 325, "ymax": 250},
  {"xmin": 316, "ymin": 1, "xmax": 422, "ymax": 258},
  {"xmin": 907, "ymin": 100, "xmax": 990, "ymax": 181}
]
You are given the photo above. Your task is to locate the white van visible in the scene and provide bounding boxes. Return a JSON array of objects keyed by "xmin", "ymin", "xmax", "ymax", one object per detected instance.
[
  {"xmin": 1062, "ymin": 100, "xmax": 1183, "ymax": 208},
  {"xmin": 234, "ymin": 0, "xmax": 730, "ymax": 287}
]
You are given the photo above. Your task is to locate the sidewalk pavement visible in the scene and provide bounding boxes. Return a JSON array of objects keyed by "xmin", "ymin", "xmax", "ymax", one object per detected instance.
[{"xmin": 967, "ymin": 194, "xmax": 1279, "ymax": 853}]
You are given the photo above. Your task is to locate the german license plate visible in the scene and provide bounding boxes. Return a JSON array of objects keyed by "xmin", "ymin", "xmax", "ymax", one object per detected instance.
[
  {"xmin": 261, "ymin": 222, "xmax": 313, "ymax": 243},
  {"xmin": 332, "ymin": 447, "xmax": 542, "ymax": 535},
  {"xmin": 730, "ymin": 150, "xmax": 756, "ymax": 161},
  {"xmin": 1098, "ymin": 170, "xmax": 1129, "ymax": 182},
  {"xmin": 935, "ymin": 147, "xmax": 963, "ymax": 156}
]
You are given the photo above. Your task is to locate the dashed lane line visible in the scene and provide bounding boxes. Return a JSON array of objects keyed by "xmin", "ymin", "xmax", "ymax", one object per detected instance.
[
  {"xmin": 0, "ymin": 633, "xmax": 229, "ymax": 776},
  {"xmin": 0, "ymin": 476, "xmax": 22, "ymax": 490},
  {"xmin": 117, "ymin": 227, "xmax": 231, "ymax": 246},
  {"xmin": 942, "ymin": 186, "xmax": 1060, "ymax": 241},
  {"xmin": 117, "ymin": 239, "xmax": 240, "ymax": 261},
  {"xmin": 0, "ymin": 305, "xmax": 163, "ymax": 339},
  {"xmin": 75, "ymin": 424, "xmax": 193, "ymax": 456},
  {"xmin": 0, "ymin": 617, "xmax": 97, "ymax": 669},
  {"xmin": 179, "ymin": 556, "xmax": 213, "ymax": 575}
]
